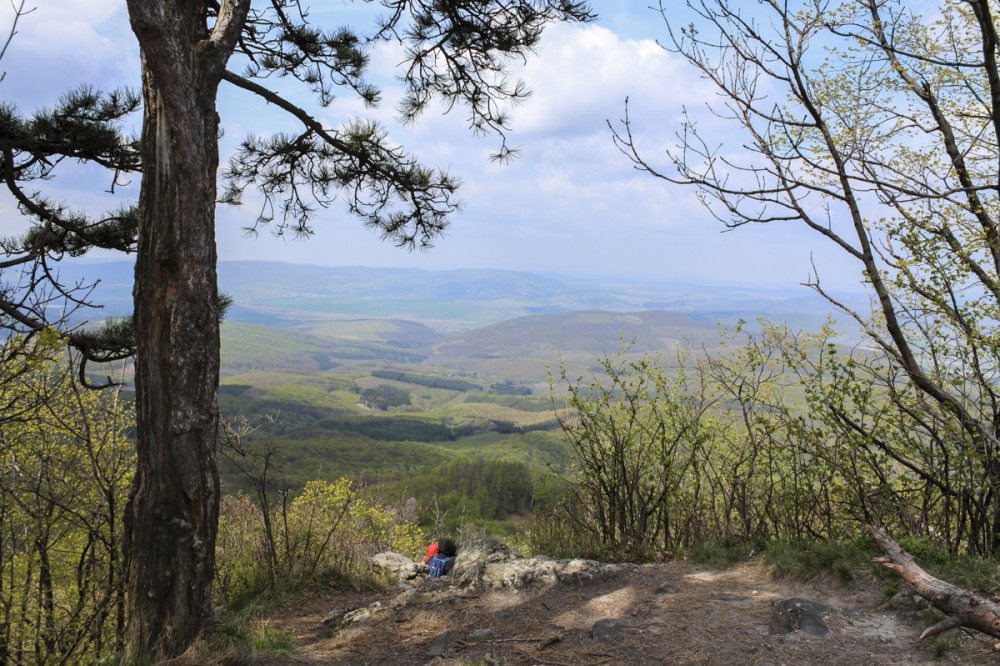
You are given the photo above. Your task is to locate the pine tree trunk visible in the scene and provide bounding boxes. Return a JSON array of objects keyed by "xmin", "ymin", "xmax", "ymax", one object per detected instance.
[{"xmin": 123, "ymin": 1, "xmax": 248, "ymax": 659}]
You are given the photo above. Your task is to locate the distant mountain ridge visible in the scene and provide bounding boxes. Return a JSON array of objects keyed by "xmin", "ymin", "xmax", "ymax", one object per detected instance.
[{"xmin": 58, "ymin": 260, "xmax": 865, "ymax": 333}]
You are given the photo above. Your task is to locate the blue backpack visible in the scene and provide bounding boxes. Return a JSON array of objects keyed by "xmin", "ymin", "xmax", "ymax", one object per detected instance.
[{"xmin": 428, "ymin": 555, "xmax": 451, "ymax": 578}]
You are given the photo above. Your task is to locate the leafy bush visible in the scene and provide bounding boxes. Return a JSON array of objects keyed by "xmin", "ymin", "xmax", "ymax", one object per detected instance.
[
  {"xmin": 763, "ymin": 540, "xmax": 872, "ymax": 584},
  {"xmin": 0, "ymin": 335, "xmax": 135, "ymax": 663},
  {"xmin": 548, "ymin": 326, "xmax": 873, "ymax": 559},
  {"xmin": 517, "ymin": 510, "xmax": 614, "ymax": 561},
  {"xmin": 215, "ymin": 478, "xmax": 425, "ymax": 605},
  {"xmin": 553, "ymin": 341, "xmax": 715, "ymax": 559}
]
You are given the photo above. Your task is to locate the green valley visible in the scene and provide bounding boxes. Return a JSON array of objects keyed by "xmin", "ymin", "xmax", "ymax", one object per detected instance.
[{"xmin": 71, "ymin": 260, "xmax": 864, "ymax": 537}]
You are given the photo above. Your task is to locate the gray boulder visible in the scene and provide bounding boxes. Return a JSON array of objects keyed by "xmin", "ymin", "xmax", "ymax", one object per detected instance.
[
  {"xmin": 426, "ymin": 630, "xmax": 454, "ymax": 657},
  {"xmin": 453, "ymin": 538, "xmax": 522, "ymax": 571},
  {"xmin": 656, "ymin": 580, "xmax": 679, "ymax": 594},
  {"xmin": 769, "ymin": 598, "xmax": 829, "ymax": 637},
  {"xmin": 370, "ymin": 551, "xmax": 427, "ymax": 580},
  {"xmin": 458, "ymin": 555, "xmax": 561, "ymax": 589},
  {"xmin": 323, "ymin": 600, "xmax": 384, "ymax": 628}
]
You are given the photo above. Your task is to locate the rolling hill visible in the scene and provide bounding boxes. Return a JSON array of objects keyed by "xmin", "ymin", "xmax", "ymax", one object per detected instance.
[
  {"xmin": 57, "ymin": 260, "xmax": 866, "ymax": 337},
  {"xmin": 431, "ymin": 310, "xmax": 720, "ymax": 359}
]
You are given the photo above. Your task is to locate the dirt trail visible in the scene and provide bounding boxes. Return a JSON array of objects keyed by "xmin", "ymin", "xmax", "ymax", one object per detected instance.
[{"xmin": 257, "ymin": 560, "xmax": 995, "ymax": 665}]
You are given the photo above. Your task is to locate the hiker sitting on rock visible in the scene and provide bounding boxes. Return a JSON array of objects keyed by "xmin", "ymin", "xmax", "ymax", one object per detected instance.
[{"xmin": 426, "ymin": 537, "xmax": 457, "ymax": 578}]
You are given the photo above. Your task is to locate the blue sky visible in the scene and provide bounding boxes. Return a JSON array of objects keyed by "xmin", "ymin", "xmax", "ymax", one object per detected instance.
[{"xmin": 0, "ymin": 1, "xmax": 865, "ymax": 291}]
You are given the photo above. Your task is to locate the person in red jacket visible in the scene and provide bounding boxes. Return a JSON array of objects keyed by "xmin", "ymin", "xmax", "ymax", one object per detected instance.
[{"xmin": 427, "ymin": 538, "xmax": 457, "ymax": 577}]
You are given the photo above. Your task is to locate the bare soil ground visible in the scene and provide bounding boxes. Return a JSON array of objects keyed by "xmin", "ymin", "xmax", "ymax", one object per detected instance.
[{"xmin": 256, "ymin": 560, "xmax": 996, "ymax": 665}]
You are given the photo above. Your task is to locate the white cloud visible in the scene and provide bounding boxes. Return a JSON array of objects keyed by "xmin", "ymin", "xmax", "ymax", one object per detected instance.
[
  {"xmin": 1, "ymin": 1, "xmax": 135, "ymax": 105},
  {"xmin": 509, "ymin": 24, "xmax": 711, "ymax": 138},
  {"xmin": 350, "ymin": 22, "xmax": 709, "ymax": 149}
]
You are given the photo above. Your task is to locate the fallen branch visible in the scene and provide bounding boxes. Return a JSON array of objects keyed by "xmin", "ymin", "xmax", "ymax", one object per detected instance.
[
  {"xmin": 868, "ymin": 525, "xmax": 1000, "ymax": 639},
  {"xmin": 455, "ymin": 634, "xmax": 563, "ymax": 649},
  {"xmin": 537, "ymin": 633, "xmax": 564, "ymax": 650}
]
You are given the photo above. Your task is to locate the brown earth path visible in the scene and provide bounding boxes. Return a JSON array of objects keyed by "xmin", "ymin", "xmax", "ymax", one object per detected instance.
[{"xmin": 256, "ymin": 560, "xmax": 996, "ymax": 665}]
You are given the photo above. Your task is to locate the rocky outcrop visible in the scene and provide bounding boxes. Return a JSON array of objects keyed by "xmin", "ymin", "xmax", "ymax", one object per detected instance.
[
  {"xmin": 370, "ymin": 551, "xmax": 427, "ymax": 580},
  {"xmin": 453, "ymin": 537, "xmax": 522, "ymax": 570},
  {"xmin": 368, "ymin": 538, "xmax": 635, "ymax": 594},
  {"xmin": 302, "ymin": 550, "xmax": 997, "ymax": 665},
  {"xmin": 455, "ymin": 553, "xmax": 635, "ymax": 590}
]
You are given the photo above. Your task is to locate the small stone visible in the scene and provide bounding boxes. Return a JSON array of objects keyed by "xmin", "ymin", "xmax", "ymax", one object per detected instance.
[
  {"xmin": 427, "ymin": 630, "xmax": 455, "ymax": 657},
  {"xmin": 468, "ymin": 628, "xmax": 495, "ymax": 640},
  {"xmin": 321, "ymin": 601, "xmax": 366, "ymax": 628},
  {"xmin": 591, "ymin": 618, "xmax": 625, "ymax": 643},
  {"xmin": 342, "ymin": 600, "xmax": 382, "ymax": 625},
  {"xmin": 656, "ymin": 580, "xmax": 679, "ymax": 594},
  {"xmin": 769, "ymin": 598, "xmax": 829, "ymax": 637}
]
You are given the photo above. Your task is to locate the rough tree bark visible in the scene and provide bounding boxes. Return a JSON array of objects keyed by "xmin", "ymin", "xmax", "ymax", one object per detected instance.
[
  {"xmin": 122, "ymin": 0, "xmax": 249, "ymax": 659},
  {"xmin": 868, "ymin": 526, "xmax": 1000, "ymax": 640}
]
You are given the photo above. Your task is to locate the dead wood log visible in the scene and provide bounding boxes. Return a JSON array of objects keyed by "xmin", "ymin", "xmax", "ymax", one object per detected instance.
[{"xmin": 868, "ymin": 525, "xmax": 1000, "ymax": 639}]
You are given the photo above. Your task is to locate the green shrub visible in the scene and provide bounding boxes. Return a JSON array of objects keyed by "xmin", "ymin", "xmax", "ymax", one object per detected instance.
[
  {"xmin": 517, "ymin": 510, "xmax": 619, "ymax": 561},
  {"xmin": 0, "ymin": 337, "xmax": 135, "ymax": 663},
  {"xmin": 252, "ymin": 624, "xmax": 297, "ymax": 654},
  {"xmin": 215, "ymin": 478, "xmax": 425, "ymax": 606},
  {"xmin": 688, "ymin": 539, "xmax": 763, "ymax": 568},
  {"xmin": 897, "ymin": 536, "xmax": 1000, "ymax": 595},
  {"xmin": 763, "ymin": 540, "xmax": 871, "ymax": 584}
]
